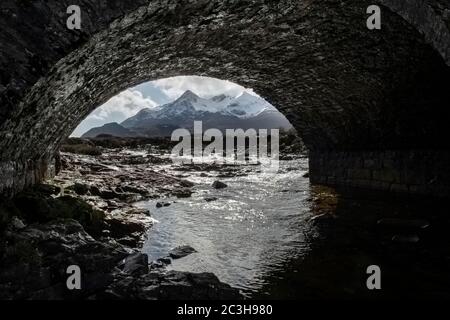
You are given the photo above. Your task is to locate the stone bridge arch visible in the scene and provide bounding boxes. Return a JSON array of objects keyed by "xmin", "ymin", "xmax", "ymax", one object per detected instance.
[{"xmin": 1, "ymin": 0, "xmax": 450, "ymax": 196}]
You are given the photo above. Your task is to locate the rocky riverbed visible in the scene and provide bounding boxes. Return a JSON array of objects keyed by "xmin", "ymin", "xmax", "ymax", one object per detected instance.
[
  {"xmin": 0, "ymin": 143, "xmax": 249, "ymax": 300},
  {"xmin": 2, "ymin": 136, "xmax": 450, "ymax": 300}
]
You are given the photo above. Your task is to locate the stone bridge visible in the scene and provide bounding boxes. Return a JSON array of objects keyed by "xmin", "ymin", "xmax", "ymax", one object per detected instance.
[{"xmin": 1, "ymin": 0, "xmax": 449, "ymax": 197}]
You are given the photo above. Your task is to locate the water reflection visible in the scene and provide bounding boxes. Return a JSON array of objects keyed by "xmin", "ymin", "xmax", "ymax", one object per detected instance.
[{"xmin": 138, "ymin": 157, "xmax": 450, "ymax": 299}]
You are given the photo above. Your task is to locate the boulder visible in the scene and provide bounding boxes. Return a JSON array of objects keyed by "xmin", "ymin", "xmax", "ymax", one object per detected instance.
[
  {"xmin": 169, "ymin": 245, "xmax": 197, "ymax": 259},
  {"xmin": 212, "ymin": 181, "xmax": 228, "ymax": 189},
  {"xmin": 118, "ymin": 253, "xmax": 149, "ymax": 275}
]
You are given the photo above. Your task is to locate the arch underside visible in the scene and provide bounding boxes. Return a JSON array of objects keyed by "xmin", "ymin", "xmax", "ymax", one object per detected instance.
[{"xmin": 1, "ymin": 0, "xmax": 450, "ymax": 196}]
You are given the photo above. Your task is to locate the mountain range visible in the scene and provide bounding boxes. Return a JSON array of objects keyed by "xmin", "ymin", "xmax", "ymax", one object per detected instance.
[{"xmin": 82, "ymin": 90, "xmax": 293, "ymax": 138}]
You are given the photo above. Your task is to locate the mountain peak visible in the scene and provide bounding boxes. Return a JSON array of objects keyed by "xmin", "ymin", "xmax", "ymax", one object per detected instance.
[{"xmin": 177, "ymin": 90, "xmax": 199, "ymax": 102}]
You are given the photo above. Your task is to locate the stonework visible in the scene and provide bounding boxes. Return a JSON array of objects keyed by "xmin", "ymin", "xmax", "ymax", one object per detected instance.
[
  {"xmin": 309, "ymin": 150, "xmax": 450, "ymax": 197},
  {"xmin": 1, "ymin": 0, "xmax": 450, "ymax": 196}
]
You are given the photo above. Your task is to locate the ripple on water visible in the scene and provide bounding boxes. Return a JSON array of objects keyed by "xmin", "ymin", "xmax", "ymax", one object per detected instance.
[{"xmin": 139, "ymin": 158, "xmax": 314, "ymax": 297}]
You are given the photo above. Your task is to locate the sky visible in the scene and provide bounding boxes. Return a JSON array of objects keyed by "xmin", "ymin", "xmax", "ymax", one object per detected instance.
[{"xmin": 71, "ymin": 76, "xmax": 256, "ymax": 137}]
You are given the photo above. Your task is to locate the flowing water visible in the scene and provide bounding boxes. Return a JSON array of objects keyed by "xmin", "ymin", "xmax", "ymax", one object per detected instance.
[
  {"xmin": 137, "ymin": 154, "xmax": 450, "ymax": 299},
  {"xmin": 137, "ymin": 157, "xmax": 317, "ymax": 297}
]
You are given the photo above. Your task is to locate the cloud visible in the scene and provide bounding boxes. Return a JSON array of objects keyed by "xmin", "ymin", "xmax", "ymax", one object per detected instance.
[
  {"xmin": 71, "ymin": 89, "xmax": 158, "ymax": 137},
  {"xmin": 152, "ymin": 76, "xmax": 256, "ymax": 100},
  {"xmin": 94, "ymin": 89, "xmax": 158, "ymax": 120}
]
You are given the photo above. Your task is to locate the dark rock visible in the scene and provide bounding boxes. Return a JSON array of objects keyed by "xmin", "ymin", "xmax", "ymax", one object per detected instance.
[
  {"xmin": 126, "ymin": 207, "xmax": 151, "ymax": 217},
  {"xmin": 157, "ymin": 257, "xmax": 172, "ymax": 265},
  {"xmin": 155, "ymin": 202, "xmax": 171, "ymax": 208},
  {"xmin": 118, "ymin": 253, "xmax": 149, "ymax": 275},
  {"xmin": 179, "ymin": 180, "xmax": 195, "ymax": 188},
  {"xmin": 104, "ymin": 270, "xmax": 242, "ymax": 300},
  {"xmin": 67, "ymin": 182, "xmax": 90, "ymax": 195},
  {"xmin": 0, "ymin": 219, "xmax": 129, "ymax": 300},
  {"xmin": 303, "ymin": 171, "xmax": 310, "ymax": 178},
  {"xmin": 9, "ymin": 216, "xmax": 26, "ymax": 230},
  {"xmin": 34, "ymin": 184, "xmax": 61, "ymax": 196},
  {"xmin": 169, "ymin": 245, "xmax": 197, "ymax": 259},
  {"xmin": 204, "ymin": 197, "xmax": 218, "ymax": 202},
  {"xmin": 105, "ymin": 211, "xmax": 153, "ymax": 247},
  {"xmin": 212, "ymin": 181, "xmax": 228, "ymax": 189},
  {"xmin": 172, "ymin": 188, "xmax": 193, "ymax": 198},
  {"xmin": 120, "ymin": 185, "xmax": 149, "ymax": 196}
]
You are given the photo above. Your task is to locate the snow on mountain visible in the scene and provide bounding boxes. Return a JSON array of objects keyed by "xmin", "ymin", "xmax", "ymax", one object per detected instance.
[
  {"xmin": 84, "ymin": 90, "xmax": 292, "ymax": 138},
  {"xmin": 122, "ymin": 90, "xmax": 276, "ymax": 125},
  {"xmin": 225, "ymin": 92, "xmax": 276, "ymax": 118}
]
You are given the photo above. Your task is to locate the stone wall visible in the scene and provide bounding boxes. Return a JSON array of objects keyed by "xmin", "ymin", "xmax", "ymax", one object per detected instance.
[
  {"xmin": 0, "ymin": 158, "xmax": 56, "ymax": 197},
  {"xmin": 309, "ymin": 150, "xmax": 450, "ymax": 197}
]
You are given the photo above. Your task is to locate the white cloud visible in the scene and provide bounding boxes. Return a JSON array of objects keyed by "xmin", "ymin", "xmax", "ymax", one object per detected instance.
[
  {"xmin": 152, "ymin": 76, "xmax": 256, "ymax": 100},
  {"xmin": 95, "ymin": 89, "xmax": 158, "ymax": 120},
  {"xmin": 71, "ymin": 89, "xmax": 158, "ymax": 137}
]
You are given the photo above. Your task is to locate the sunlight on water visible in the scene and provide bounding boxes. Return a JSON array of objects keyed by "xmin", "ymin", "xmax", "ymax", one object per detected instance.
[{"xmin": 137, "ymin": 157, "xmax": 314, "ymax": 297}]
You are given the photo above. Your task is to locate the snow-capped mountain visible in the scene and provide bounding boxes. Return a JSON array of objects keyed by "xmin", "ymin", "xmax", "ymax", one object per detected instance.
[{"xmin": 82, "ymin": 90, "xmax": 292, "ymax": 138}]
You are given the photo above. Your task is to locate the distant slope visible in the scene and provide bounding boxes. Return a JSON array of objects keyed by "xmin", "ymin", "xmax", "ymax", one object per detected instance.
[{"xmin": 81, "ymin": 122, "xmax": 139, "ymax": 138}]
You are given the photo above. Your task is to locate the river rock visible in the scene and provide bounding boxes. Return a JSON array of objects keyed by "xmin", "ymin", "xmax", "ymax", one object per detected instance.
[
  {"xmin": 118, "ymin": 253, "xmax": 149, "ymax": 275},
  {"xmin": 157, "ymin": 257, "xmax": 172, "ymax": 265},
  {"xmin": 67, "ymin": 182, "xmax": 90, "ymax": 195},
  {"xmin": 169, "ymin": 245, "xmax": 197, "ymax": 259},
  {"xmin": 156, "ymin": 202, "xmax": 171, "ymax": 208},
  {"xmin": 172, "ymin": 188, "xmax": 193, "ymax": 198},
  {"xmin": 102, "ymin": 270, "xmax": 242, "ymax": 300},
  {"xmin": 0, "ymin": 219, "xmax": 130, "ymax": 300},
  {"xmin": 212, "ymin": 181, "xmax": 228, "ymax": 189}
]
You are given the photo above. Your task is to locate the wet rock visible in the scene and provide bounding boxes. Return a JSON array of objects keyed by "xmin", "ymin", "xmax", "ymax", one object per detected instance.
[
  {"xmin": 179, "ymin": 180, "xmax": 195, "ymax": 188},
  {"xmin": 103, "ymin": 270, "xmax": 242, "ymax": 300},
  {"xmin": 204, "ymin": 197, "xmax": 218, "ymax": 202},
  {"xmin": 99, "ymin": 189, "xmax": 121, "ymax": 200},
  {"xmin": 118, "ymin": 253, "xmax": 149, "ymax": 275},
  {"xmin": 0, "ymin": 219, "xmax": 130, "ymax": 300},
  {"xmin": 126, "ymin": 207, "xmax": 151, "ymax": 217},
  {"xmin": 157, "ymin": 257, "xmax": 172, "ymax": 265},
  {"xmin": 67, "ymin": 182, "xmax": 90, "ymax": 195},
  {"xmin": 172, "ymin": 188, "xmax": 193, "ymax": 198},
  {"xmin": 149, "ymin": 261, "xmax": 166, "ymax": 270},
  {"xmin": 120, "ymin": 185, "xmax": 149, "ymax": 196},
  {"xmin": 105, "ymin": 210, "xmax": 153, "ymax": 247},
  {"xmin": 169, "ymin": 245, "xmax": 197, "ymax": 259},
  {"xmin": 156, "ymin": 202, "xmax": 171, "ymax": 208},
  {"xmin": 212, "ymin": 181, "xmax": 228, "ymax": 189}
]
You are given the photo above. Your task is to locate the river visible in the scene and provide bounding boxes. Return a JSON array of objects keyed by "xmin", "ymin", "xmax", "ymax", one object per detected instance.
[{"xmin": 136, "ymin": 153, "xmax": 450, "ymax": 299}]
